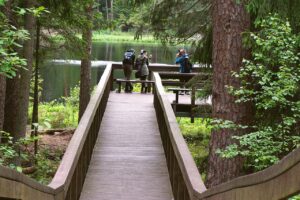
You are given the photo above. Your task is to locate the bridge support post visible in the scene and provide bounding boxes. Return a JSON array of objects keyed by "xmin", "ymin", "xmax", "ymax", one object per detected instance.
[
  {"xmin": 191, "ymin": 86, "xmax": 195, "ymax": 123},
  {"xmin": 110, "ymin": 68, "xmax": 114, "ymax": 91}
]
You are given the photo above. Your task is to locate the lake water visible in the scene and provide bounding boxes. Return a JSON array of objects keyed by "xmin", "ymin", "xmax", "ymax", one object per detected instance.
[{"xmin": 40, "ymin": 42, "xmax": 182, "ymax": 102}]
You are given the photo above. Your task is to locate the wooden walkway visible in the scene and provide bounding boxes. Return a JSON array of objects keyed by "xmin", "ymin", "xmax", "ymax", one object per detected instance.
[{"xmin": 80, "ymin": 92, "xmax": 173, "ymax": 200}]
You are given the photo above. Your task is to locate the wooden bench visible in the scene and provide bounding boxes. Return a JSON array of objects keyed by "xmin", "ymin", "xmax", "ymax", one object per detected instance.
[
  {"xmin": 167, "ymin": 87, "xmax": 204, "ymax": 123},
  {"xmin": 115, "ymin": 79, "xmax": 155, "ymax": 93},
  {"xmin": 161, "ymin": 80, "xmax": 185, "ymax": 87}
]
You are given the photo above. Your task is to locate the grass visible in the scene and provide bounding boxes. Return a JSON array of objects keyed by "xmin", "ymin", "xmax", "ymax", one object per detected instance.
[
  {"xmin": 177, "ymin": 117, "xmax": 212, "ymax": 180},
  {"xmin": 92, "ymin": 30, "xmax": 160, "ymax": 44}
]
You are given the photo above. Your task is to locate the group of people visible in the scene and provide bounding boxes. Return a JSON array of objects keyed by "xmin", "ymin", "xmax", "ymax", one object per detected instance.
[
  {"xmin": 122, "ymin": 48, "xmax": 191, "ymax": 93},
  {"xmin": 122, "ymin": 49, "xmax": 150, "ymax": 93}
]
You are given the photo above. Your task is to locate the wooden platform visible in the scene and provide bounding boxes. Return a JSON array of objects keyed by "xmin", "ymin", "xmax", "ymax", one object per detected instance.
[{"xmin": 80, "ymin": 92, "xmax": 173, "ymax": 200}]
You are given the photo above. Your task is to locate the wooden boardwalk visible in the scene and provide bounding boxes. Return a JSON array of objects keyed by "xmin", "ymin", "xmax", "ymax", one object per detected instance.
[{"xmin": 80, "ymin": 92, "xmax": 173, "ymax": 200}]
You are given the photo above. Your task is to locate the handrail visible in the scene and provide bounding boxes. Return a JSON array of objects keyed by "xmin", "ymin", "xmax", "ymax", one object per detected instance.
[
  {"xmin": 153, "ymin": 71, "xmax": 300, "ymax": 200},
  {"xmin": 196, "ymin": 146, "xmax": 300, "ymax": 200},
  {"xmin": 0, "ymin": 63, "xmax": 113, "ymax": 200},
  {"xmin": 112, "ymin": 62, "xmax": 180, "ymax": 71},
  {"xmin": 1, "ymin": 62, "xmax": 299, "ymax": 200},
  {"xmin": 49, "ymin": 62, "xmax": 112, "ymax": 199},
  {"xmin": 153, "ymin": 72, "xmax": 207, "ymax": 200}
]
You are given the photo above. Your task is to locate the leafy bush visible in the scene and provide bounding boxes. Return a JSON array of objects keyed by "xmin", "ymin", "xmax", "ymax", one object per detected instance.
[
  {"xmin": 0, "ymin": 131, "xmax": 37, "ymax": 172},
  {"xmin": 0, "ymin": 11, "xmax": 28, "ymax": 78},
  {"xmin": 28, "ymin": 85, "xmax": 79, "ymax": 129},
  {"xmin": 290, "ymin": 195, "xmax": 300, "ymax": 200},
  {"xmin": 29, "ymin": 148, "xmax": 63, "ymax": 184},
  {"xmin": 219, "ymin": 14, "xmax": 300, "ymax": 171},
  {"xmin": 0, "ymin": 131, "xmax": 64, "ymax": 184},
  {"xmin": 177, "ymin": 117, "xmax": 212, "ymax": 179}
]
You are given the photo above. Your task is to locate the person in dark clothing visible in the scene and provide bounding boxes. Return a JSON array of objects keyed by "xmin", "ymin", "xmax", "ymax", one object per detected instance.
[{"xmin": 122, "ymin": 49, "xmax": 135, "ymax": 92}]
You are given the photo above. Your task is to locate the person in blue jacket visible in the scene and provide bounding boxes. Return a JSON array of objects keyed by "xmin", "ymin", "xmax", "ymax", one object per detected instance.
[
  {"xmin": 175, "ymin": 48, "xmax": 191, "ymax": 95},
  {"xmin": 175, "ymin": 48, "xmax": 191, "ymax": 73}
]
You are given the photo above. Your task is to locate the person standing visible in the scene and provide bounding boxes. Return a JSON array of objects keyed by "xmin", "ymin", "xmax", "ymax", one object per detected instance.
[
  {"xmin": 175, "ymin": 48, "xmax": 192, "ymax": 94},
  {"xmin": 122, "ymin": 49, "xmax": 135, "ymax": 93},
  {"xmin": 136, "ymin": 49, "xmax": 149, "ymax": 93},
  {"xmin": 175, "ymin": 48, "xmax": 191, "ymax": 73}
]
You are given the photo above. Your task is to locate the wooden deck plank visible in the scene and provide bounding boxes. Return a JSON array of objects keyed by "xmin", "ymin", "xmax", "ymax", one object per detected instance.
[{"xmin": 80, "ymin": 92, "xmax": 173, "ymax": 200}]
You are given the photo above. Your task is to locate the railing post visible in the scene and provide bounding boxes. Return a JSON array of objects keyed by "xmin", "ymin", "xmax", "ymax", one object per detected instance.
[
  {"xmin": 191, "ymin": 86, "xmax": 195, "ymax": 123},
  {"xmin": 110, "ymin": 68, "xmax": 114, "ymax": 91},
  {"xmin": 148, "ymin": 70, "xmax": 153, "ymax": 93}
]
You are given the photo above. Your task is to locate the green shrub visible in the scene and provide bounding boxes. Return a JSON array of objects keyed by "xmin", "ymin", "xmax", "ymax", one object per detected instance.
[
  {"xmin": 290, "ymin": 195, "xmax": 300, "ymax": 200},
  {"xmin": 29, "ymin": 148, "xmax": 63, "ymax": 184},
  {"xmin": 0, "ymin": 131, "xmax": 38, "ymax": 172},
  {"xmin": 29, "ymin": 85, "xmax": 79, "ymax": 129},
  {"xmin": 177, "ymin": 118, "xmax": 212, "ymax": 179},
  {"xmin": 219, "ymin": 14, "xmax": 300, "ymax": 171}
]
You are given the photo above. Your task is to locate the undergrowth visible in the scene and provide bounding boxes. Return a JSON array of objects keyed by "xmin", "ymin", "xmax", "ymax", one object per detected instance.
[
  {"xmin": 177, "ymin": 117, "xmax": 212, "ymax": 180},
  {"xmin": 0, "ymin": 132, "xmax": 64, "ymax": 184},
  {"xmin": 28, "ymin": 85, "xmax": 79, "ymax": 129}
]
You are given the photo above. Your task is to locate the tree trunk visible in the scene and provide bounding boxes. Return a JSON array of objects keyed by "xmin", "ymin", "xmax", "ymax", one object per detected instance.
[
  {"xmin": 79, "ymin": 4, "xmax": 93, "ymax": 121},
  {"xmin": 206, "ymin": 0, "xmax": 251, "ymax": 187},
  {"xmin": 32, "ymin": 20, "xmax": 40, "ymax": 129},
  {"xmin": 4, "ymin": 0, "xmax": 35, "ymax": 140},
  {"xmin": 110, "ymin": 0, "xmax": 114, "ymax": 21},
  {"xmin": 0, "ymin": 75, "xmax": 6, "ymax": 132},
  {"xmin": 105, "ymin": 0, "xmax": 109, "ymax": 20}
]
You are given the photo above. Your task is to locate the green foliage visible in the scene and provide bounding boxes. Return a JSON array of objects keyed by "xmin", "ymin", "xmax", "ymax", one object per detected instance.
[
  {"xmin": 92, "ymin": 31, "xmax": 157, "ymax": 43},
  {"xmin": 177, "ymin": 117, "xmax": 212, "ymax": 179},
  {"xmin": 30, "ymin": 72, "xmax": 43, "ymax": 102},
  {"xmin": 0, "ymin": 0, "xmax": 6, "ymax": 6},
  {"xmin": 185, "ymin": 72, "xmax": 213, "ymax": 99},
  {"xmin": 97, "ymin": 0, "xmax": 154, "ymax": 33},
  {"xmin": 29, "ymin": 85, "xmax": 79, "ymax": 129},
  {"xmin": 0, "ymin": 131, "xmax": 64, "ymax": 184},
  {"xmin": 29, "ymin": 148, "xmax": 63, "ymax": 184},
  {"xmin": 246, "ymin": 0, "xmax": 300, "ymax": 33},
  {"xmin": 0, "ymin": 10, "xmax": 29, "ymax": 78},
  {"xmin": 219, "ymin": 15, "xmax": 300, "ymax": 171},
  {"xmin": 150, "ymin": 0, "xmax": 212, "ymax": 65},
  {"xmin": 290, "ymin": 195, "xmax": 300, "ymax": 200},
  {"xmin": 0, "ymin": 131, "xmax": 38, "ymax": 172},
  {"xmin": 132, "ymin": 82, "xmax": 141, "ymax": 93},
  {"xmin": 0, "ymin": 132, "xmax": 19, "ymax": 167}
]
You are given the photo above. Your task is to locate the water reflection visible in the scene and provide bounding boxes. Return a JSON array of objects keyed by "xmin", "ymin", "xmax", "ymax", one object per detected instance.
[{"xmin": 40, "ymin": 42, "xmax": 182, "ymax": 102}]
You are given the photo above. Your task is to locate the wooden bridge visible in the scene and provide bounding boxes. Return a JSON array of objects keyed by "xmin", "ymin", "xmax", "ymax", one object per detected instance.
[{"xmin": 0, "ymin": 63, "xmax": 299, "ymax": 200}]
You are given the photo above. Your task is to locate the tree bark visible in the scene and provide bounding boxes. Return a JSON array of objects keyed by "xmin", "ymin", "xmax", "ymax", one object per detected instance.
[
  {"xmin": 110, "ymin": 0, "xmax": 114, "ymax": 21},
  {"xmin": 206, "ymin": 0, "xmax": 251, "ymax": 187},
  {"xmin": 105, "ymin": 0, "xmax": 109, "ymax": 20},
  {"xmin": 4, "ymin": 0, "xmax": 35, "ymax": 140},
  {"xmin": 0, "ymin": 75, "xmax": 6, "ymax": 132},
  {"xmin": 32, "ymin": 20, "xmax": 40, "ymax": 128},
  {"xmin": 79, "ymin": 4, "xmax": 93, "ymax": 121}
]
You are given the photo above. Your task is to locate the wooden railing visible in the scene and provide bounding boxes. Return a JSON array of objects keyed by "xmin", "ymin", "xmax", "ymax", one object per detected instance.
[
  {"xmin": 0, "ymin": 63, "xmax": 113, "ymax": 200},
  {"xmin": 197, "ymin": 147, "xmax": 300, "ymax": 200},
  {"xmin": 153, "ymin": 71, "xmax": 300, "ymax": 200},
  {"xmin": 153, "ymin": 72, "xmax": 207, "ymax": 200},
  {"xmin": 111, "ymin": 62, "xmax": 210, "ymax": 89},
  {"xmin": 1, "ymin": 63, "xmax": 299, "ymax": 200}
]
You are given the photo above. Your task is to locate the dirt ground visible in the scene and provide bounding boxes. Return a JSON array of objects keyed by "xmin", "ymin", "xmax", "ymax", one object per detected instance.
[{"xmin": 38, "ymin": 129, "xmax": 74, "ymax": 152}]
